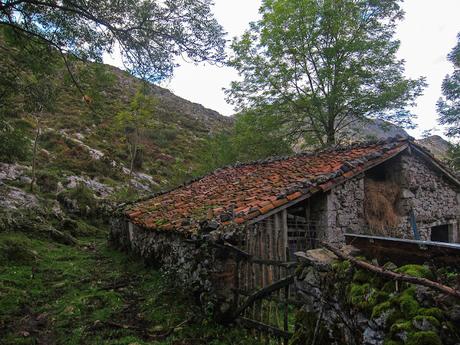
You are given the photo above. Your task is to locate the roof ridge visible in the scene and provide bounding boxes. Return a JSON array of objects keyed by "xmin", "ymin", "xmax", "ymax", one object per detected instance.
[{"xmin": 116, "ymin": 136, "xmax": 410, "ymax": 212}]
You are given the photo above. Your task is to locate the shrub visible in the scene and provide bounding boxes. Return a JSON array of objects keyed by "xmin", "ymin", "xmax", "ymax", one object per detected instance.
[
  {"xmin": 0, "ymin": 117, "xmax": 30, "ymax": 163},
  {"xmin": 0, "ymin": 234, "xmax": 37, "ymax": 264}
]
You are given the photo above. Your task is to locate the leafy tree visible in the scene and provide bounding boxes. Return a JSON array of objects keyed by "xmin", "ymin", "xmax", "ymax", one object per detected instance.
[
  {"xmin": 226, "ymin": 0, "xmax": 425, "ymax": 146},
  {"xmin": 115, "ymin": 86, "xmax": 156, "ymax": 183},
  {"xmin": 0, "ymin": 0, "xmax": 226, "ymax": 82},
  {"xmin": 195, "ymin": 111, "xmax": 293, "ymax": 174},
  {"xmin": 69, "ymin": 63, "xmax": 117, "ymax": 120},
  {"xmin": 24, "ymin": 74, "xmax": 57, "ymax": 192},
  {"xmin": 0, "ymin": 28, "xmax": 58, "ymax": 170},
  {"xmin": 447, "ymin": 144, "xmax": 460, "ymax": 171},
  {"xmin": 0, "ymin": 118, "xmax": 29, "ymax": 163},
  {"xmin": 438, "ymin": 33, "xmax": 460, "ymax": 138}
]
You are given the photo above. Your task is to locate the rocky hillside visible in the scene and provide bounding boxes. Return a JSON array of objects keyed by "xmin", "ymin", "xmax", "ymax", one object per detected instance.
[
  {"xmin": 345, "ymin": 119, "xmax": 452, "ymax": 162},
  {"xmin": 1, "ymin": 58, "xmax": 232, "ymax": 209},
  {"xmin": 341, "ymin": 117, "xmax": 409, "ymax": 142},
  {"xmin": 416, "ymin": 135, "xmax": 453, "ymax": 161}
]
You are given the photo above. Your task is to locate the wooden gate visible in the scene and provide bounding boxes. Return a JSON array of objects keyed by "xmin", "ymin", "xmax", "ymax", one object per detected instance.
[{"xmin": 230, "ymin": 210, "xmax": 312, "ymax": 344}]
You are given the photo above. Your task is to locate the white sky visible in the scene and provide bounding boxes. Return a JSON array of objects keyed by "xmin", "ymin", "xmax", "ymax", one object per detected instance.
[{"xmin": 106, "ymin": 0, "xmax": 460, "ymax": 140}]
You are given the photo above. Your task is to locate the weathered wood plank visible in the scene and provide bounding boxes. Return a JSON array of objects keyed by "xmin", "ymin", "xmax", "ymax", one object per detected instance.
[
  {"xmin": 234, "ymin": 289, "xmax": 304, "ymax": 307},
  {"xmin": 238, "ymin": 317, "xmax": 293, "ymax": 340},
  {"xmin": 233, "ymin": 275, "xmax": 295, "ymax": 318}
]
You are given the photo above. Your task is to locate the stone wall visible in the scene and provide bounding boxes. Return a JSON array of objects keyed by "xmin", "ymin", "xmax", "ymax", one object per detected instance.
[
  {"xmin": 293, "ymin": 248, "xmax": 460, "ymax": 345},
  {"xmin": 323, "ymin": 151, "xmax": 460, "ymax": 244},
  {"xmin": 394, "ymin": 152, "xmax": 459, "ymax": 241},
  {"xmin": 324, "ymin": 177, "xmax": 366, "ymax": 245},
  {"xmin": 109, "ymin": 217, "xmax": 238, "ymax": 320}
]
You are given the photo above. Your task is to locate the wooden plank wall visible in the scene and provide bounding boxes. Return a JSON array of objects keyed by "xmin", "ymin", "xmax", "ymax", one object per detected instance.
[
  {"xmin": 239, "ymin": 209, "xmax": 289, "ymax": 292},
  {"xmin": 236, "ymin": 210, "xmax": 294, "ymax": 344}
]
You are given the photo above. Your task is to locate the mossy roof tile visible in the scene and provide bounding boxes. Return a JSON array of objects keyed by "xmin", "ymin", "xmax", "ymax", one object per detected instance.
[{"xmin": 125, "ymin": 137, "xmax": 412, "ymax": 234}]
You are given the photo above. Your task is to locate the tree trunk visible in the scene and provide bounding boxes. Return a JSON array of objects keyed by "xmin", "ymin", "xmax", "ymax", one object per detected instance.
[
  {"xmin": 30, "ymin": 122, "xmax": 40, "ymax": 193},
  {"xmin": 325, "ymin": 118, "xmax": 336, "ymax": 146},
  {"xmin": 129, "ymin": 144, "xmax": 136, "ymax": 183},
  {"xmin": 128, "ymin": 128, "xmax": 138, "ymax": 191}
]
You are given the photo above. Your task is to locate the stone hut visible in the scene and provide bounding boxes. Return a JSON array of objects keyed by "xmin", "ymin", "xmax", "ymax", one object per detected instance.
[{"xmin": 110, "ymin": 137, "xmax": 460, "ymax": 315}]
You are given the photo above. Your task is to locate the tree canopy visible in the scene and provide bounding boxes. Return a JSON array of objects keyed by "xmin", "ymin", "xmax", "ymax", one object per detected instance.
[
  {"xmin": 226, "ymin": 0, "xmax": 425, "ymax": 146},
  {"xmin": 195, "ymin": 111, "xmax": 293, "ymax": 174},
  {"xmin": 437, "ymin": 33, "xmax": 460, "ymax": 170},
  {"xmin": 0, "ymin": 0, "xmax": 226, "ymax": 82},
  {"xmin": 115, "ymin": 85, "xmax": 157, "ymax": 180},
  {"xmin": 438, "ymin": 33, "xmax": 460, "ymax": 138}
]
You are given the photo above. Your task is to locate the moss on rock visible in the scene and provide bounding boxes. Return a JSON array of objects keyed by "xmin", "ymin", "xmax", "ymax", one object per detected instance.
[
  {"xmin": 405, "ymin": 331, "xmax": 442, "ymax": 345},
  {"xmin": 395, "ymin": 264, "xmax": 434, "ymax": 280},
  {"xmin": 397, "ymin": 288, "xmax": 420, "ymax": 318},
  {"xmin": 353, "ymin": 269, "xmax": 372, "ymax": 283},
  {"xmin": 372, "ymin": 301, "xmax": 392, "ymax": 319},
  {"xmin": 412, "ymin": 315, "xmax": 440, "ymax": 331},
  {"xmin": 419, "ymin": 307, "xmax": 444, "ymax": 320},
  {"xmin": 390, "ymin": 320, "xmax": 412, "ymax": 336},
  {"xmin": 383, "ymin": 340, "xmax": 402, "ymax": 345}
]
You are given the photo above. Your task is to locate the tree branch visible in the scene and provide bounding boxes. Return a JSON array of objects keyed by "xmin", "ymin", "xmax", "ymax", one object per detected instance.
[{"xmin": 321, "ymin": 242, "xmax": 460, "ymax": 300}]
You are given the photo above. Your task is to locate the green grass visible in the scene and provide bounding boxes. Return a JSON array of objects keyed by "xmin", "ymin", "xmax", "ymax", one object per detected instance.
[{"xmin": 0, "ymin": 228, "xmax": 259, "ymax": 345}]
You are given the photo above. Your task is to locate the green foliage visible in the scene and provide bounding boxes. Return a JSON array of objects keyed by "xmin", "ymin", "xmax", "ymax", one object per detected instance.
[
  {"xmin": 227, "ymin": 0, "xmax": 425, "ymax": 145},
  {"xmin": 115, "ymin": 87, "xmax": 157, "ymax": 132},
  {"xmin": 413, "ymin": 315, "xmax": 441, "ymax": 330},
  {"xmin": 405, "ymin": 331, "xmax": 442, "ymax": 345},
  {"xmin": 291, "ymin": 309, "xmax": 328, "ymax": 345},
  {"xmin": 438, "ymin": 32, "xmax": 460, "ymax": 138},
  {"xmin": 419, "ymin": 308, "xmax": 444, "ymax": 320},
  {"xmin": 371, "ymin": 301, "xmax": 392, "ymax": 319},
  {"xmin": 0, "ymin": 117, "xmax": 30, "ymax": 163},
  {"xmin": 195, "ymin": 111, "xmax": 293, "ymax": 174},
  {"xmin": 63, "ymin": 62, "xmax": 117, "ymax": 120},
  {"xmin": 447, "ymin": 143, "xmax": 460, "ymax": 170},
  {"xmin": 1, "ymin": 25, "xmax": 228, "ymax": 189},
  {"xmin": 395, "ymin": 264, "xmax": 434, "ymax": 280},
  {"xmin": 397, "ymin": 288, "xmax": 420, "ymax": 318},
  {"xmin": 0, "ymin": 228, "xmax": 258, "ymax": 345},
  {"xmin": 383, "ymin": 340, "xmax": 402, "ymax": 345},
  {"xmin": 115, "ymin": 86, "xmax": 158, "ymax": 177},
  {"xmin": 389, "ymin": 320, "xmax": 413, "ymax": 336},
  {"xmin": 59, "ymin": 183, "xmax": 98, "ymax": 214},
  {"xmin": 348, "ymin": 283, "xmax": 372, "ymax": 309},
  {"xmin": 0, "ymin": 233, "xmax": 38, "ymax": 265},
  {"xmin": 0, "ymin": 0, "xmax": 226, "ymax": 82}
]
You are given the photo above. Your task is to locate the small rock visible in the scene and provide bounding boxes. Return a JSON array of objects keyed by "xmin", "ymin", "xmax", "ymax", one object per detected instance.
[
  {"xmin": 450, "ymin": 305, "xmax": 460, "ymax": 322},
  {"xmin": 295, "ymin": 248, "xmax": 337, "ymax": 270}
]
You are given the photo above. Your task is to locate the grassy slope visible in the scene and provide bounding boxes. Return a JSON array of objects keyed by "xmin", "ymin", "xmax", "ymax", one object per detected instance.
[
  {"xmin": 8, "ymin": 57, "xmax": 232, "ymax": 195},
  {"xmin": 0, "ymin": 224, "xmax": 258, "ymax": 345}
]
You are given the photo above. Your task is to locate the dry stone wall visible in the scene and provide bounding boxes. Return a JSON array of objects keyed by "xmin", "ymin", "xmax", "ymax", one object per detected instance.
[
  {"xmin": 325, "ymin": 177, "xmax": 366, "ymax": 245},
  {"xmin": 395, "ymin": 153, "xmax": 459, "ymax": 241},
  {"xmin": 323, "ymin": 151, "xmax": 460, "ymax": 244},
  {"xmin": 109, "ymin": 217, "xmax": 238, "ymax": 320},
  {"xmin": 292, "ymin": 248, "xmax": 460, "ymax": 345}
]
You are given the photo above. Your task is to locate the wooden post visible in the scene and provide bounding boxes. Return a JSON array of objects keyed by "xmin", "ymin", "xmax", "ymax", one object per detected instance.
[
  {"xmin": 282, "ymin": 209, "xmax": 288, "ymax": 262},
  {"xmin": 283, "ymin": 281, "xmax": 289, "ymax": 345},
  {"xmin": 235, "ymin": 259, "xmax": 240, "ymax": 308}
]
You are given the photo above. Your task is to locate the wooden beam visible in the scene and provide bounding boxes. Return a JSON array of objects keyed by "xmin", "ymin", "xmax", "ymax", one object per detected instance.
[
  {"xmin": 322, "ymin": 242, "xmax": 460, "ymax": 300},
  {"xmin": 234, "ymin": 289, "xmax": 304, "ymax": 307},
  {"xmin": 233, "ymin": 275, "xmax": 295, "ymax": 319},
  {"xmin": 238, "ymin": 317, "xmax": 293, "ymax": 339},
  {"xmin": 249, "ymin": 193, "xmax": 313, "ymax": 225}
]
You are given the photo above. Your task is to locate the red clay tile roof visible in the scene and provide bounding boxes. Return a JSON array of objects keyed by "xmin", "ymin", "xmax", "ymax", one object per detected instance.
[{"xmin": 125, "ymin": 138, "xmax": 410, "ymax": 235}]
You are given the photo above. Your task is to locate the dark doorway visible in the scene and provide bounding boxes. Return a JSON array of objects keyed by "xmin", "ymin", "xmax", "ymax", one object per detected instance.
[{"xmin": 430, "ymin": 224, "xmax": 450, "ymax": 243}]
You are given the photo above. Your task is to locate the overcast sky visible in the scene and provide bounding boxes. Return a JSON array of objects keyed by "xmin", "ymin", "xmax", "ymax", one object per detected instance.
[{"xmin": 106, "ymin": 0, "xmax": 460, "ymax": 139}]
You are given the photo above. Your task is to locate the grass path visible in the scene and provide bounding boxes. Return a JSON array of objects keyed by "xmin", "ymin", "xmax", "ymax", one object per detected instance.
[{"xmin": 0, "ymin": 228, "xmax": 258, "ymax": 345}]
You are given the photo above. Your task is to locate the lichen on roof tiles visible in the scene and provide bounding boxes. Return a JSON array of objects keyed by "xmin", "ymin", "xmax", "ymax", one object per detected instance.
[{"xmin": 124, "ymin": 137, "xmax": 410, "ymax": 235}]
